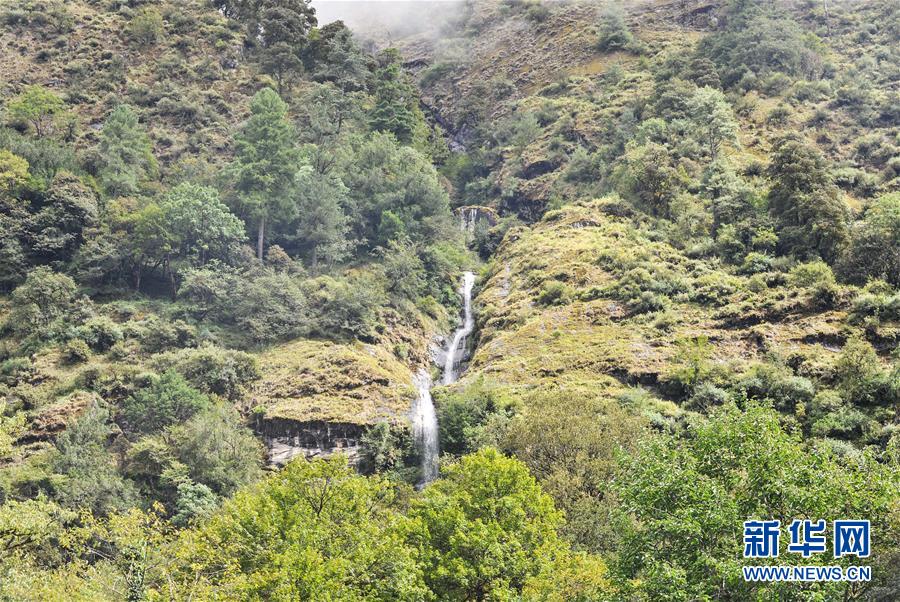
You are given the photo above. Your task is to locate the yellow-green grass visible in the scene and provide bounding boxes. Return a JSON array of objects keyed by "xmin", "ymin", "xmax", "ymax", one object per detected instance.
[
  {"xmin": 459, "ymin": 199, "xmax": 870, "ymax": 406},
  {"xmin": 250, "ymin": 339, "xmax": 417, "ymax": 426}
]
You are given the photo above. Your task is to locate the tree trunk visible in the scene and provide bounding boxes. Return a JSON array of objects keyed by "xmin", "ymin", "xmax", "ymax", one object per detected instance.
[
  {"xmin": 167, "ymin": 260, "xmax": 177, "ymax": 301},
  {"xmin": 311, "ymin": 246, "xmax": 318, "ymax": 273},
  {"xmin": 257, "ymin": 215, "xmax": 266, "ymax": 261}
]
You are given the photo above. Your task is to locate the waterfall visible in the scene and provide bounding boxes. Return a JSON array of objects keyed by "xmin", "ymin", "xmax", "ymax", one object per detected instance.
[
  {"xmin": 412, "ymin": 370, "xmax": 439, "ymax": 485},
  {"xmin": 443, "ymin": 271, "xmax": 476, "ymax": 385},
  {"xmin": 412, "ymin": 271, "xmax": 477, "ymax": 487},
  {"xmin": 460, "ymin": 207, "xmax": 479, "ymax": 233}
]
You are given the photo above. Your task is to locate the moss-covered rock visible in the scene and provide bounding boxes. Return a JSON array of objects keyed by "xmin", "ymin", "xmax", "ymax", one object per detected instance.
[{"xmin": 250, "ymin": 339, "xmax": 417, "ymax": 427}]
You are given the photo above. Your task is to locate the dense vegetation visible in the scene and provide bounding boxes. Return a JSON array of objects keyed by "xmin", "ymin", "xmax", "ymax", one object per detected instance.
[{"xmin": 1, "ymin": 0, "xmax": 898, "ymax": 600}]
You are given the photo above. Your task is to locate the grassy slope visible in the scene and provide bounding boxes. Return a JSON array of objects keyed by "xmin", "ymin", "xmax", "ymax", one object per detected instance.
[
  {"xmin": 417, "ymin": 1, "xmax": 897, "ymax": 424},
  {"xmin": 457, "ymin": 198, "xmax": 894, "ymax": 428},
  {"xmin": 415, "ymin": 0, "xmax": 897, "ymax": 214},
  {"xmin": 251, "ymin": 339, "xmax": 416, "ymax": 425},
  {"xmin": 0, "ymin": 0, "xmax": 258, "ymax": 170}
]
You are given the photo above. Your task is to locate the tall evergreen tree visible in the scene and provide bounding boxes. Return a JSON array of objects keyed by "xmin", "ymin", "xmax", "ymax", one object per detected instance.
[
  {"xmin": 306, "ymin": 21, "xmax": 369, "ymax": 92},
  {"xmin": 97, "ymin": 105, "xmax": 157, "ymax": 197},
  {"xmin": 292, "ymin": 166, "xmax": 353, "ymax": 271},
  {"xmin": 369, "ymin": 49, "xmax": 425, "ymax": 145},
  {"xmin": 768, "ymin": 136, "xmax": 849, "ymax": 262},
  {"xmin": 295, "ymin": 83, "xmax": 363, "ymax": 174},
  {"xmin": 231, "ymin": 88, "xmax": 300, "ymax": 260},
  {"xmin": 258, "ymin": 0, "xmax": 317, "ymax": 94}
]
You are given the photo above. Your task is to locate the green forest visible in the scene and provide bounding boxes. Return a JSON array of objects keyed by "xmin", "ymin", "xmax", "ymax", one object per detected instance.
[{"xmin": 0, "ymin": 0, "xmax": 898, "ymax": 600}]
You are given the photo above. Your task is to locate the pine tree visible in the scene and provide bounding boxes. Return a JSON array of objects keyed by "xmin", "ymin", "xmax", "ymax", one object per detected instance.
[
  {"xmin": 97, "ymin": 105, "xmax": 157, "ymax": 197},
  {"xmin": 306, "ymin": 21, "xmax": 369, "ymax": 92},
  {"xmin": 292, "ymin": 167, "xmax": 353, "ymax": 270},
  {"xmin": 231, "ymin": 88, "xmax": 300, "ymax": 260},
  {"xmin": 258, "ymin": 0, "xmax": 316, "ymax": 94},
  {"xmin": 369, "ymin": 50, "xmax": 425, "ymax": 145},
  {"xmin": 768, "ymin": 136, "xmax": 849, "ymax": 262}
]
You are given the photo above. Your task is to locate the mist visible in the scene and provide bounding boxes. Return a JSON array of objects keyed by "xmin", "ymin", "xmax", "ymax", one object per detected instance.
[{"xmin": 312, "ymin": 0, "xmax": 465, "ymax": 42}]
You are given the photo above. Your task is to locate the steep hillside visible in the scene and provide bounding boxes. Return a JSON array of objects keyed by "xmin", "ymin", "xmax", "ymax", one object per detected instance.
[
  {"xmin": 1, "ymin": 1, "xmax": 899, "ymax": 600},
  {"xmin": 460, "ymin": 198, "xmax": 896, "ymax": 441},
  {"xmin": 1, "ymin": 0, "xmax": 467, "ymax": 545},
  {"xmin": 413, "ymin": 0, "xmax": 898, "ymax": 218}
]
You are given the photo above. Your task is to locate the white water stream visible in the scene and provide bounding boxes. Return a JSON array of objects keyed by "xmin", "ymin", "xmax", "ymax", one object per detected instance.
[
  {"xmin": 412, "ymin": 370, "xmax": 439, "ymax": 484},
  {"xmin": 443, "ymin": 271, "xmax": 476, "ymax": 385},
  {"xmin": 412, "ymin": 271, "xmax": 476, "ymax": 487}
]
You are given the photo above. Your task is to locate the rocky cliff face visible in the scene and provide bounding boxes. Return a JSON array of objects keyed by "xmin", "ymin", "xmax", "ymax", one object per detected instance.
[
  {"xmin": 256, "ymin": 417, "xmax": 365, "ymax": 467},
  {"xmin": 247, "ymin": 328, "xmax": 439, "ymax": 464}
]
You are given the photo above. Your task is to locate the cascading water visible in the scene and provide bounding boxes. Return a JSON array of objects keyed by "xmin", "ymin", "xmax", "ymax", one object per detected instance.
[
  {"xmin": 412, "ymin": 271, "xmax": 476, "ymax": 487},
  {"xmin": 412, "ymin": 369, "xmax": 439, "ymax": 485},
  {"xmin": 443, "ymin": 271, "xmax": 476, "ymax": 385}
]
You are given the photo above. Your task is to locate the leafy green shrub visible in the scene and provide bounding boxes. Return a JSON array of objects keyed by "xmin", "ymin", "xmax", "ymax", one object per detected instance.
[
  {"xmin": 848, "ymin": 290, "xmax": 900, "ymax": 326},
  {"xmin": 535, "ymin": 280, "xmax": 571, "ymax": 306},
  {"xmin": 128, "ymin": 8, "xmax": 164, "ymax": 46},
  {"xmin": 664, "ymin": 336, "xmax": 715, "ymax": 396},
  {"xmin": 139, "ymin": 317, "xmax": 198, "ymax": 354},
  {"xmin": 839, "ymin": 192, "xmax": 900, "ymax": 286},
  {"xmin": 609, "ymin": 264, "xmax": 685, "ymax": 313},
  {"xmin": 0, "ymin": 357, "xmax": 33, "ymax": 386},
  {"xmin": 811, "ymin": 405, "xmax": 876, "ymax": 440},
  {"xmin": 359, "ymin": 422, "xmax": 414, "ymax": 476},
  {"xmin": 306, "ymin": 275, "xmax": 384, "ymax": 341},
  {"xmin": 791, "ymin": 80, "xmax": 831, "ymax": 102},
  {"xmin": 172, "ymin": 481, "xmax": 219, "ymax": 527},
  {"xmin": 831, "ymin": 167, "xmax": 878, "ymax": 197},
  {"xmin": 739, "ymin": 252, "xmax": 773, "ymax": 275},
  {"xmin": 834, "ymin": 335, "xmax": 893, "ymax": 407},
  {"xmin": 697, "ymin": 9, "xmax": 821, "ymax": 89},
  {"xmin": 525, "ymin": 3, "xmax": 550, "ymax": 23},
  {"xmin": 419, "ymin": 62, "xmax": 459, "ymax": 88},
  {"xmin": 474, "ymin": 216, "xmax": 523, "ymax": 260},
  {"xmin": 151, "ymin": 345, "xmax": 260, "ymax": 401},
  {"xmin": 62, "ymin": 339, "xmax": 91, "ymax": 365},
  {"xmin": 51, "ymin": 403, "xmax": 138, "ymax": 514},
  {"xmin": 562, "ymin": 146, "xmax": 600, "ymax": 183},
  {"xmin": 686, "ymin": 382, "xmax": 731, "ymax": 412},
  {"xmin": 596, "ymin": 6, "xmax": 633, "ymax": 52},
  {"xmin": 436, "ymin": 380, "xmax": 512, "ymax": 457},
  {"xmin": 632, "ymin": 291, "xmax": 669, "ymax": 314},
  {"xmin": 77, "ymin": 365, "xmax": 143, "ymax": 405},
  {"xmin": 787, "ymin": 261, "xmax": 840, "ymax": 308},
  {"xmin": 0, "ymin": 0, "xmax": 72, "ymax": 33},
  {"xmin": 787, "ymin": 261, "xmax": 835, "ymax": 288},
  {"xmin": 689, "ymin": 273, "xmax": 740, "ymax": 306},
  {"xmin": 4, "ymin": 267, "xmax": 90, "ymax": 346},
  {"xmin": 766, "ymin": 103, "xmax": 793, "ymax": 125},
  {"xmin": 229, "ymin": 273, "xmax": 309, "ymax": 344},
  {"xmin": 166, "ymin": 405, "xmax": 262, "ymax": 496},
  {"xmin": 122, "ymin": 370, "xmax": 211, "ymax": 435},
  {"xmin": 761, "ymin": 73, "xmax": 793, "ymax": 96},
  {"xmin": 737, "ymin": 363, "xmax": 815, "ymax": 412},
  {"xmin": 74, "ymin": 316, "xmax": 123, "ymax": 352}
]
